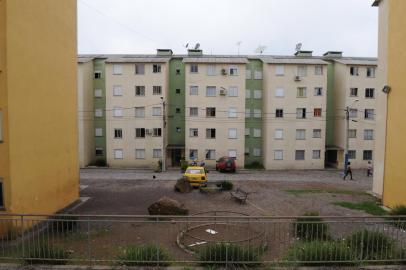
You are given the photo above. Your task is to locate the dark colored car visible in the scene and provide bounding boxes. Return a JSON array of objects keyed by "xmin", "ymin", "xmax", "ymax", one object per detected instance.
[{"xmin": 215, "ymin": 156, "xmax": 236, "ymax": 173}]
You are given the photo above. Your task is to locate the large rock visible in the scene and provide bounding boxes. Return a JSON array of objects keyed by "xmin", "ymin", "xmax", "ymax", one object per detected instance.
[
  {"xmin": 174, "ymin": 177, "xmax": 193, "ymax": 193},
  {"xmin": 148, "ymin": 197, "xmax": 189, "ymax": 216}
]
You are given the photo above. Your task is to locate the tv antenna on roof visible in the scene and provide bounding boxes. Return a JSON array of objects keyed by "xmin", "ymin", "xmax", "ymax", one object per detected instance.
[
  {"xmin": 236, "ymin": 41, "xmax": 242, "ymax": 55},
  {"xmin": 254, "ymin": 45, "xmax": 267, "ymax": 54},
  {"xmin": 295, "ymin": 43, "xmax": 303, "ymax": 52},
  {"xmin": 183, "ymin": 43, "xmax": 189, "ymax": 48},
  {"xmin": 194, "ymin": 43, "xmax": 200, "ymax": 50}
]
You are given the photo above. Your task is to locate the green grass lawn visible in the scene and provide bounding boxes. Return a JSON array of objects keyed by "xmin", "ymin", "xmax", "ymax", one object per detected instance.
[
  {"xmin": 284, "ymin": 188, "xmax": 368, "ymax": 196},
  {"xmin": 332, "ymin": 201, "xmax": 388, "ymax": 216}
]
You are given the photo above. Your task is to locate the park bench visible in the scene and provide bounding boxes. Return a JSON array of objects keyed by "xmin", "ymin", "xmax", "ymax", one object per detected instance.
[{"xmin": 230, "ymin": 188, "xmax": 249, "ymax": 203}]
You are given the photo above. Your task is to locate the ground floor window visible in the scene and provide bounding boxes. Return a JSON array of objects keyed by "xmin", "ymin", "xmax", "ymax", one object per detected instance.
[
  {"xmin": 312, "ymin": 150, "xmax": 321, "ymax": 159},
  {"xmin": 95, "ymin": 148, "xmax": 104, "ymax": 156},
  {"xmin": 136, "ymin": 149, "xmax": 145, "ymax": 159},
  {"xmin": 153, "ymin": 149, "xmax": 162, "ymax": 158},
  {"xmin": 295, "ymin": 150, "xmax": 305, "ymax": 160},
  {"xmin": 363, "ymin": 150, "xmax": 373, "ymax": 160},
  {"xmin": 205, "ymin": 149, "xmax": 216, "ymax": 160}
]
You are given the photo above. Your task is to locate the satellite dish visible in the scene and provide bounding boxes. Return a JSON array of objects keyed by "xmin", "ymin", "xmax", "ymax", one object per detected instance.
[
  {"xmin": 295, "ymin": 43, "xmax": 303, "ymax": 52},
  {"xmin": 254, "ymin": 46, "xmax": 267, "ymax": 54},
  {"xmin": 194, "ymin": 43, "xmax": 200, "ymax": 50}
]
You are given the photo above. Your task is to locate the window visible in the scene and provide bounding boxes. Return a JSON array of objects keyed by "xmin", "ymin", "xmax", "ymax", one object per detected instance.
[
  {"xmin": 206, "ymin": 128, "xmax": 216, "ymax": 139},
  {"xmin": 190, "ymin": 64, "xmax": 198, "ymax": 73},
  {"xmin": 229, "ymin": 66, "xmax": 238, "ymax": 75},
  {"xmin": 350, "ymin": 88, "xmax": 358, "ymax": 97},
  {"xmin": 95, "ymin": 128, "xmax": 103, "ymax": 137},
  {"xmin": 254, "ymin": 70, "xmax": 263, "ymax": 79},
  {"xmin": 275, "ymin": 109, "xmax": 284, "ymax": 118},
  {"xmin": 189, "ymin": 128, "xmax": 198, "ymax": 137},
  {"xmin": 253, "ymin": 109, "xmax": 262, "ymax": 118},
  {"xmin": 228, "ymin": 128, "xmax": 237, "ymax": 139},
  {"xmin": 113, "ymin": 86, "xmax": 122, "ymax": 96},
  {"xmin": 94, "ymin": 71, "xmax": 102, "ymax": 79},
  {"xmin": 245, "ymin": 128, "xmax": 250, "ymax": 136},
  {"xmin": 190, "ymin": 86, "xmax": 198, "ymax": 95},
  {"xmin": 205, "ymin": 149, "xmax": 216, "ymax": 160},
  {"xmin": 151, "ymin": 107, "xmax": 161, "ymax": 116},
  {"xmin": 253, "ymin": 90, "xmax": 262, "ymax": 99},
  {"xmin": 246, "ymin": 69, "xmax": 252, "ymax": 79},
  {"xmin": 153, "ymin": 128, "xmax": 162, "ymax": 137},
  {"xmin": 253, "ymin": 148, "xmax": 261, "ymax": 157},
  {"xmin": 348, "ymin": 129, "xmax": 357, "ymax": 138},
  {"xmin": 296, "ymin": 129, "xmax": 306, "ymax": 140},
  {"xmin": 349, "ymin": 109, "xmax": 358, "ymax": 118},
  {"xmin": 189, "ymin": 149, "xmax": 198, "ymax": 160},
  {"xmin": 245, "ymin": 109, "xmax": 251, "ymax": 118},
  {"xmin": 367, "ymin": 67, "xmax": 376, "ymax": 78},
  {"xmin": 113, "ymin": 107, "xmax": 123, "ymax": 117},
  {"xmin": 114, "ymin": 149, "xmax": 123, "ymax": 159},
  {"xmin": 297, "ymin": 66, "xmax": 307, "ymax": 77},
  {"xmin": 296, "ymin": 108, "xmax": 306, "ymax": 119},
  {"xmin": 95, "ymin": 148, "xmax": 104, "ymax": 156},
  {"xmin": 315, "ymin": 65, "xmax": 323, "ymax": 75},
  {"xmin": 135, "ymin": 64, "xmax": 145, "ymax": 74},
  {"xmin": 135, "ymin": 86, "xmax": 145, "ymax": 96},
  {"xmin": 275, "ymin": 65, "xmax": 285, "ymax": 76},
  {"xmin": 206, "ymin": 107, "xmax": 216, "ymax": 117},
  {"xmin": 94, "ymin": 89, "xmax": 102, "ymax": 97},
  {"xmin": 207, "ymin": 65, "xmax": 216, "ymax": 76},
  {"xmin": 228, "ymin": 86, "xmax": 238, "ymax": 97},
  {"xmin": 245, "ymin": 89, "xmax": 251, "ymax": 99},
  {"xmin": 275, "ymin": 88, "xmax": 284, "ymax": 97},
  {"xmin": 228, "ymin": 150, "xmax": 237, "ymax": 159},
  {"xmin": 176, "ymin": 107, "xmax": 181, "ymax": 114},
  {"xmin": 314, "ymin": 87, "xmax": 323, "ymax": 96},
  {"xmin": 153, "ymin": 86, "xmax": 162, "ymax": 95},
  {"xmin": 114, "ymin": 128, "xmax": 122, "ymax": 139},
  {"xmin": 135, "ymin": 128, "xmax": 145, "ymax": 138},
  {"xmin": 314, "ymin": 108, "xmax": 322, "ymax": 117},
  {"xmin": 274, "ymin": 150, "xmax": 283, "ymax": 160},
  {"xmin": 113, "ymin": 64, "xmax": 122, "ymax": 75},
  {"xmin": 253, "ymin": 128, "xmax": 261, "ymax": 138},
  {"xmin": 348, "ymin": 150, "xmax": 356, "ymax": 159},
  {"xmin": 364, "ymin": 109, "xmax": 375, "ymax": 120},
  {"xmin": 135, "ymin": 107, "xmax": 145, "ymax": 118},
  {"xmin": 275, "ymin": 129, "xmax": 283, "ymax": 139},
  {"xmin": 153, "ymin": 149, "xmax": 162, "ymax": 158},
  {"xmin": 206, "ymin": 86, "xmax": 216, "ymax": 97},
  {"xmin": 228, "ymin": 107, "xmax": 237, "ymax": 118},
  {"xmin": 95, "ymin": 109, "xmax": 103, "ymax": 117},
  {"xmin": 363, "ymin": 150, "xmax": 373, "ymax": 160},
  {"xmin": 176, "ymin": 88, "xmax": 181, "ymax": 94},
  {"xmin": 365, "ymin": 88, "xmax": 375, "ymax": 98},
  {"xmin": 350, "ymin": 66, "xmax": 359, "ymax": 76},
  {"xmin": 190, "ymin": 107, "xmax": 198, "ymax": 116},
  {"xmin": 136, "ymin": 149, "xmax": 145, "ymax": 159},
  {"xmin": 364, "ymin": 129, "xmax": 374, "ymax": 140},
  {"xmin": 295, "ymin": 150, "xmax": 305, "ymax": 160},
  {"xmin": 312, "ymin": 150, "xmax": 321, "ymax": 159},
  {"xmin": 153, "ymin": 64, "xmax": 161, "ymax": 73},
  {"xmin": 297, "ymin": 87, "xmax": 307, "ymax": 98},
  {"xmin": 313, "ymin": 129, "xmax": 322, "ymax": 138}
]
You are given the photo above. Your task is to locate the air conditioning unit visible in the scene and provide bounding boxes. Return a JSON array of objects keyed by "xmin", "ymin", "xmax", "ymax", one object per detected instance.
[
  {"xmin": 221, "ymin": 68, "xmax": 228, "ymax": 75},
  {"xmin": 145, "ymin": 129, "xmax": 152, "ymax": 135},
  {"xmin": 219, "ymin": 88, "xmax": 227, "ymax": 95},
  {"xmin": 294, "ymin": 75, "xmax": 301, "ymax": 81}
]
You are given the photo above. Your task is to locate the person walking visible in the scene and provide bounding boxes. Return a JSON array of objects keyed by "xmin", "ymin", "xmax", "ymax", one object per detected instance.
[
  {"xmin": 367, "ymin": 161, "xmax": 373, "ymax": 177},
  {"xmin": 343, "ymin": 162, "xmax": 353, "ymax": 180}
]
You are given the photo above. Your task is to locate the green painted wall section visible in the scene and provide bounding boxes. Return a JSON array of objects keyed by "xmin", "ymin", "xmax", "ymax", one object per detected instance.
[
  {"xmin": 245, "ymin": 59, "xmax": 263, "ymax": 167},
  {"xmin": 326, "ymin": 62, "xmax": 335, "ymax": 146},
  {"xmin": 93, "ymin": 59, "xmax": 107, "ymax": 161},
  {"xmin": 167, "ymin": 58, "xmax": 185, "ymax": 146}
]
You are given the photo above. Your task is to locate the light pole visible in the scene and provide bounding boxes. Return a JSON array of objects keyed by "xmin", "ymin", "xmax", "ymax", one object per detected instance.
[{"xmin": 344, "ymin": 99, "xmax": 359, "ymax": 173}]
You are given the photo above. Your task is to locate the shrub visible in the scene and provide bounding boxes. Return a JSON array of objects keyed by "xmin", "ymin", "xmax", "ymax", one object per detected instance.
[
  {"xmin": 244, "ymin": 161, "xmax": 264, "ymax": 169},
  {"xmin": 25, "ymin": 243, "xmax": 70, "ymax": 265},
  {"xmin": 199, "ymin": 243, "xmax": 261, "ymax": 267},
  {"xmin": 284, "ymin": 241, "xmax": 356, "ymax": 266},
  {"xmin": 389, "ymin": 205, "xmax": 406, "ymax": 230},
  {"xmin": 117, "ymin": 245, "xmax": 172, "ymax": 266},
  {"xmin": 180, "ymin": 159, "xmax": 188, "ymax": 173},
  {"xmin": 51, "ymin": 215, "xmax": 78, "ymax": 235},
  {"xmin": 294, "ymin": 212, "xmax": 330, "ymax": 241},
  {"xmin": 216, "ymin": 181, "xmax": 233, "ymax": 191},
  {"xmin": 95, "ymin": 159, "xmax": 107, "ymax": 167}
]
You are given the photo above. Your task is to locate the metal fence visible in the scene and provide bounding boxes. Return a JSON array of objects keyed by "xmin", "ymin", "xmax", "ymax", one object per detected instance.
[{"xmin": 0, "ymin": 213, "xmax": 405, "ymax": 267}]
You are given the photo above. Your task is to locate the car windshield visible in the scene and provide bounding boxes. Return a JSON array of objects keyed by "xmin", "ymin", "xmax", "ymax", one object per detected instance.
[{"xmin": 186, "ymin": 169, "xmax": 204, "ymax": 174}]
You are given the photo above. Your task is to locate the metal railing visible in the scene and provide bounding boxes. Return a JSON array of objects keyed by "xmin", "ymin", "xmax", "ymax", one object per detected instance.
[{"xmin": 0, "ymin": 213, "xmax": 405, "ymax": 267}]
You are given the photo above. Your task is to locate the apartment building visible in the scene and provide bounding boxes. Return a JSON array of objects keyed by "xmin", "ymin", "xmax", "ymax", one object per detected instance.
[
  {"xmin": 326, "ymin": 54, "xmax": 378, "ymax": 169},
  {"xmin": 262, "ymin": 52, "xmax": 328, "ymax": 169}
]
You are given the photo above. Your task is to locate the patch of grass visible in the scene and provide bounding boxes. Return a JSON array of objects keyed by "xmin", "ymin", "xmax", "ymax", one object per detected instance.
[
  {"xmin": 117, "ymin": 245, "xmax": 172, "ymax": 266},
  {"xmin": 333, "ymin": 201, "xmax": 387, "ymax": 216},
  {"xmin": 24, "ymin": 243, "xmax": 70, "ymax": 265},
  {"xmin": 284, "ymin": 188, "xmax": 368, "ymax": 196},
  {"xmin": 199, "ymin": 243, "xmax": 262, "ymax": 267},
  {"xmin": 294, "ymin": 212, "xmax": 330, "ymax": 241}
]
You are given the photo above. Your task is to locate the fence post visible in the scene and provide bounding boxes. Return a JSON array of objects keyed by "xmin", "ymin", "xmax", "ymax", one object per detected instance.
[
  {"xmin": 360, "ymin": 225, "xmax": 365, "ymax": 264},
  {"xmin": 87, "ymin": 217, "xmax": 91, "ymax": 266},
  {"xmin": 20, "ymin": 216, "xmax": 25, "ymax": 258}
]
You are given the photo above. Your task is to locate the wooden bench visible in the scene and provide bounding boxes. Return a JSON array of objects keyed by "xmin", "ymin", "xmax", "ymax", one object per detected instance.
[{"xmin": 230, "ymin": 188, "xmax": 249, "ymax": 203}]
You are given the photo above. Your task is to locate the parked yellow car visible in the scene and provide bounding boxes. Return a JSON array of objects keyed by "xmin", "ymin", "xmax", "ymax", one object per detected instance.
[{"xmin": 183, "ymin": 166, "xmax": 208, "ymax": 187}]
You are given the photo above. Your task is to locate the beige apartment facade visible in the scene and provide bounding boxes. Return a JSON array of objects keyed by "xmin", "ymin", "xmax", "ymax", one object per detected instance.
[
  {"xmin": 262, "ymin": 55, "xmax": 328, "ymax": 170},
  {"xmin": 184, "ymin": 58, "xmax": 247, "ymax": 168}
]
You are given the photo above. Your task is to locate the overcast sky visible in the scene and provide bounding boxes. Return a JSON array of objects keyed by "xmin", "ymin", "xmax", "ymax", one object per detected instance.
[{"xmin": 78, "ymin": 0, "xmax": 378, "ymax": 57}]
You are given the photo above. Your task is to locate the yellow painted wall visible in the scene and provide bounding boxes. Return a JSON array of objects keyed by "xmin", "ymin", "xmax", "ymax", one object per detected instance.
[
  {"xmin": 382, "ymin": 0, "xmax": 406, "ymax": 207},
  {"xmin": 1, "ymin": 0, "xmax": 79, "ymax": 214}
]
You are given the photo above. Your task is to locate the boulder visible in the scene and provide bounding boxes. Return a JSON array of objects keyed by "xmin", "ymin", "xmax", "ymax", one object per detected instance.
[
  {"xmin": 174, "ymin": 177, "xmax": 193, "ymax": 193},
  {"xmin": 148, "ymin": 197, "xmax": 189, "ymax": 216}
]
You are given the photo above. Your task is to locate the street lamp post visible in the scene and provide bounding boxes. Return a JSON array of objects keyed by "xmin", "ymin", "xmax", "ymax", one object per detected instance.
[{"xmin": 344, "ymin": 99, "xmax": 359, "ymax": 173}]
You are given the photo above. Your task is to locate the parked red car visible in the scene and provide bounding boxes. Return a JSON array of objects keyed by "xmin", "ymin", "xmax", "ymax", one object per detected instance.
[{"xmin": 215, "ymin": 156, "xmax": 236, "ymax": 173}]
